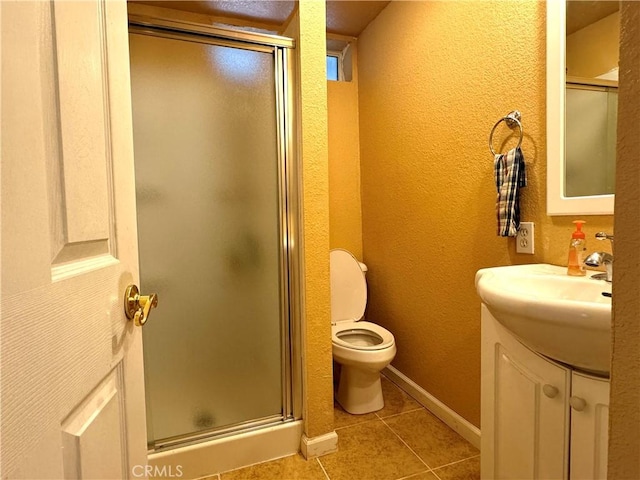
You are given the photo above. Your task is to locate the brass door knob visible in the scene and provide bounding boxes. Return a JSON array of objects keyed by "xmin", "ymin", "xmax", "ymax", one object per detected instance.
[{"xmin": 124, "ymin": 284, "xmax": 158, "ymax": 327}]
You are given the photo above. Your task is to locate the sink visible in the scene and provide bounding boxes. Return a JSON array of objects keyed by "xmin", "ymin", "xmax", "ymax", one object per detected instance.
[{"xmin": 475, "ymin": 264, "xmax": 612, "ymax": 375}]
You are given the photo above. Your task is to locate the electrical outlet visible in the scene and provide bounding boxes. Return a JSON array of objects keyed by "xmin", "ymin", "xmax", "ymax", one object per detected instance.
[{"xmin": 516, "ymin": 221, "xmax": 535, "ymax": 254}]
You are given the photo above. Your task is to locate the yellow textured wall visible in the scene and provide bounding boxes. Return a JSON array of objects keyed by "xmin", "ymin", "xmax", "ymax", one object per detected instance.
[
  {"xmin": 609, "ymin": 2, "xmax": 640, "ymax": 477},
  {"xmin": 328, "ymin": 49, "xmax": 363, "ymax": 259},
  {"xmin": 357, "ymin": 0, "xmax": 613, "ymax": 427},
  {"xmin": 566, "ymin": 12, "xmax": 620, "ymax": 78},
  {"xmin": 286, "ymin": 2, "xmax": 335, "ymax": 439}
]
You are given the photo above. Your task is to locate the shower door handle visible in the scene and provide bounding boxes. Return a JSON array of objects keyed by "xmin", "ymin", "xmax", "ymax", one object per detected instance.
[{"xmin": 124, "ymin": 284, "xmax": 158, "ymax": 327}]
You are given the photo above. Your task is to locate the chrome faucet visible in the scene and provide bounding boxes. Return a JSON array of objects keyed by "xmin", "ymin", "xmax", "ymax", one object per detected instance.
[
  {"xmin": 585, "ymin": 251, "xmax": 614, "ymax": 282},
  {"xmin": 585, "ymin": 232, "xmax": 614, "ymax": 282}
]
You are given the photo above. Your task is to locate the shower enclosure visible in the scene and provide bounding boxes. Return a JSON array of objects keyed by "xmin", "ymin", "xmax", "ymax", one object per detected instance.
[{"xmin": 128, "ymin": 18, "xmax": 300, "ymax": 450}]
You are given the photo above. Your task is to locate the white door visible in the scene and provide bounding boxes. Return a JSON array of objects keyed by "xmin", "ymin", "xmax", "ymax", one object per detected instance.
[{"xmin": 1, "ymin": 1, "xmax": 148, "ymax": 478}]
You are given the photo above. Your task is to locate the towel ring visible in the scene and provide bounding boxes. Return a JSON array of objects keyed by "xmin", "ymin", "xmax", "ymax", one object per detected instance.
[{"xmin": 489, "ymin": 110, "xmax": 523, "ymax": 156}]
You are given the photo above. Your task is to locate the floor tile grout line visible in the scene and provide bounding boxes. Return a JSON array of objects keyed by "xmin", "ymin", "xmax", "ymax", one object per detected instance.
[
  {"xmin": 194, "ymin": 474, "xmax": 220, "ymax": 480},
  {"xmin": 316, "ymin": 457, "xmax": 331, "ymax": 480},
  {"xmin": 376, "ymin": 406, "xmax": 425, "ymax": 421},
  {"xmin": 378, "ymin": 406, "xmax": 480, "ymax": 472},
  {"xmin": 394, "ymin": 468, "xmax": 432, "ymax": 480},
  {"xmin": 334, "ymin": 416, "xmax": 382, "ymax": 431},
  {"xmin": 378, "ymin": 416, "xmax": 434, "ymax": 472},
  {"xmin": 430, "ymin": 453, "xmax": 481, "ymax": 472},
  {"xmin": 430, "ymin": 468, "xmax": 444, "ymax": 480}
]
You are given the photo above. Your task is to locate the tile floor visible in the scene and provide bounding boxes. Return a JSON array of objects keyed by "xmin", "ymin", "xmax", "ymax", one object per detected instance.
[{"xmin": 206, "ymin": 375, "xmax": 480, "ymax": 480}]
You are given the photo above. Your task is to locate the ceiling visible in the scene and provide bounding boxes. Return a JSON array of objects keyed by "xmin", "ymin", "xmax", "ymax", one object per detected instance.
[
  {"xmin": 129, "ymin": 1, "xmax": 390, "ymax": 37},
  {"xmin": 566, "ymin": 0, "xmax": 620, "ymax": 35},
  {"xmin": 325, "ymin": 1, "xmax": 390, "ymax": 36}
]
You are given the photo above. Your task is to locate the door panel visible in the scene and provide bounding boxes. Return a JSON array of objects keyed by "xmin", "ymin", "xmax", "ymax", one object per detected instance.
[
  {"xmin": 49, "ymin": 0, "xmax": 116, "ymax": 276},
  {"xmin": 481, "ymin": 305, "xmax": 570, "ymax": 480},
  {"xmin": 61, "ymin": 368, "xmax": 127, "ymax": 479},
  {"xmin": 493, "ymin": 343, "xmax": 568, "ymax": 480},
  {"xmin": 53, "ymin": 0, "xmax": 112, "ymax": 247},
  {"xmin": 1, "ymin": 1, "xmax": 145, "ymax": 478},
  {"xmin": 569, "ymin": 372, "xmax": 610, "ymax": 480}
]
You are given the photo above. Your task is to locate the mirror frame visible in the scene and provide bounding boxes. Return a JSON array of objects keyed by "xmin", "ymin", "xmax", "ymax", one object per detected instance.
[{"xmin": 546, "ymin": 0, "xmax": 615, "ymax": 215}]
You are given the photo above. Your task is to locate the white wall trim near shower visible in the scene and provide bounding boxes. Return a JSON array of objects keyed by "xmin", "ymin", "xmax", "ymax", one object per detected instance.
[
  {"xmin": 300, "ymin": 431, "xmax": 339, "ymax": 459},
  {"xmin": 148, "ymin": 420, "xmax": 303, "ymax": 479},
  {"xmin": 383, "ymin": 366, "xmax": 481, "ymax": 449}
]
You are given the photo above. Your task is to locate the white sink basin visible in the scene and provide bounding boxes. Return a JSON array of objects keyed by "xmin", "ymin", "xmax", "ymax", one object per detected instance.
[{"xmin": 476, "ymin": 264, "xmax": 611, "ymax": 375}]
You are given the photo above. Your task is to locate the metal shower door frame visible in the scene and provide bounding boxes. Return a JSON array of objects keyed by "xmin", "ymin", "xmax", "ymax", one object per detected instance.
[{"xmin": 128, "ymin": 15, "xmax": 302, "ymax": 451}]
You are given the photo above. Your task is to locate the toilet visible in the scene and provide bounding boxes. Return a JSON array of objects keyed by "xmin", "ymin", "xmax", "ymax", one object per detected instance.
[{"xmin": 330, "ymin": 248, "xmax": 397, "ymax": 414}]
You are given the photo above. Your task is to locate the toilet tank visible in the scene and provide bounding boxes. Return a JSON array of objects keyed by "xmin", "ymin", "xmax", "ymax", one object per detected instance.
[{"xmin": 359, "ymin": 262, "xmax": 368, "ymax": 275}]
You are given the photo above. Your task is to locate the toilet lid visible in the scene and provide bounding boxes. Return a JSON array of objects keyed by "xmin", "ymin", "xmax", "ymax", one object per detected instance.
[{"xmin": 330, "ymin": 249, "xmax": 367, "ymax": 323}]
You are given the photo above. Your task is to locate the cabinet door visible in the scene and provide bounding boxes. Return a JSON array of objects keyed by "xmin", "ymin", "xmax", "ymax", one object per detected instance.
[
  {"xmin": 569, "ymin": 372, "xmax": 610, "ymax": 480},
  {"xmin": 481, "ymin": 305, "xmax": 571, "ymax": 480}
]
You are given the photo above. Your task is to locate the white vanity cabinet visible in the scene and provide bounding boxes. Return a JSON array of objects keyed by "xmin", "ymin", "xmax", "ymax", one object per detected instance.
[{"xmin": 481, "ymin": 305, "xmax": 610, "ymax": 480}]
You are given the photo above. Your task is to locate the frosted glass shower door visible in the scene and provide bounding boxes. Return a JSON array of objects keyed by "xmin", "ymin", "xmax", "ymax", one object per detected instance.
[
  {"xmin": 565, "ymin": 86, "xmax": 617, "ymax": 197},
  {"xmin": 129, "ymin": 32, "xmax": 286, "ymax": 445}
]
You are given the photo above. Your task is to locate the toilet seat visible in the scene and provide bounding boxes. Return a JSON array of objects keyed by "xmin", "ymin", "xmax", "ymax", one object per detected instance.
[
  {"xmin": 332, "ymin": 320, "xmax": 395, "ymax": 351},
  {"xmin": 330, "ymin": 249, "xmax": 367, "ymax": 324},
  {"xmin": 330, "ymin": 249, "xmax": 395, "ymax": 352}
]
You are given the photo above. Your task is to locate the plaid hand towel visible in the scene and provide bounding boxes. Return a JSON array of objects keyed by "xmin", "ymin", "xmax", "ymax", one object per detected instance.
[{"xmin": 495, "ymin": 147, "xmax": 527, "ymax": 237}]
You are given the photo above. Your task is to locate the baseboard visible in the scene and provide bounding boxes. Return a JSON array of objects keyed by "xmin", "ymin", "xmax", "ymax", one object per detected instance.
[
  {"xmin": 300, "ymin": 431, "xmax": 339, "ymax": 459},
  {"xmin": 383, "ymin": 365, "xmax": 481, "ymax": 449}
]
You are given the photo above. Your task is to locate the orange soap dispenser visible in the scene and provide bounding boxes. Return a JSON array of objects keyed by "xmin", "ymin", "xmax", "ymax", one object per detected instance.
[{"xmin": 567, "ymin": 220, "xmax": 587, "ymax": 276}]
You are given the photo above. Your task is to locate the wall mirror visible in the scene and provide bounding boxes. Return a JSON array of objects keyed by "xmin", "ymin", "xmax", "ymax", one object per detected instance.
[{"xmin": 547, "ymin": 0, "xmax": 619, "ymax": 215}]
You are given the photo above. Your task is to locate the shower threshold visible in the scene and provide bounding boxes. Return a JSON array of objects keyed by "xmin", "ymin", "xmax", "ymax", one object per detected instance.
[
  {"xmin": 147, "ymin": 418, "xmax": 303, "ymax": 478},
  {"xmin": 149, "ymin": 414, "xmax": 295, "ymax": 452}
]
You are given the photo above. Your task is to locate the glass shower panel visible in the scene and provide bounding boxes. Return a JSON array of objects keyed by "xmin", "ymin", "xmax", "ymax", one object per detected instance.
[{"xmin": 129, "ymin": 33, "xmax": 283, "ymax": 444}]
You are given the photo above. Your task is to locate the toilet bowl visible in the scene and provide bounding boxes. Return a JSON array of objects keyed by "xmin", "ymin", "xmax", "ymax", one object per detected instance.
[{"xmin": 330, "ymin": 249, "xmax": 397, "ymax": 414}]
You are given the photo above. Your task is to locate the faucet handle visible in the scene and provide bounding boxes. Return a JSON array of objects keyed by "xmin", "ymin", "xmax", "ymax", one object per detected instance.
[
  {"xmin": 595, "ymin": 232, "xmax": 613, "ymax": 242},
  {"xmin": 595, "ymin": 232, "xmax": 614, "ymax": 252}
]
